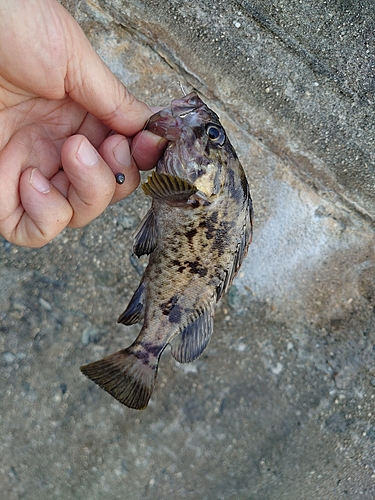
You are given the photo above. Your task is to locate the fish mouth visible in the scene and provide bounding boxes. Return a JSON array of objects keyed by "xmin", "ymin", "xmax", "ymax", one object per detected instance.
[
  {"xmin": 145, "ymin": 92, "xmax": 206, "ymax": 141},
  {"xmin": 145, "ymin": 110, "xmax": 182, "ymax": 141}
]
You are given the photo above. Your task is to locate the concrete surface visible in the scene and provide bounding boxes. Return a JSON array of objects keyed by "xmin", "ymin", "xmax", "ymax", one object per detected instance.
[{"xmin": 1, "ymin": 1, "xmax": 374, "ymax": 499}]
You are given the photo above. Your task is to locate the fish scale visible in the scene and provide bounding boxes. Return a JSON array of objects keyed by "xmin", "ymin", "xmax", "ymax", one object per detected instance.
[{"xmin": 81, "ymin": 92, "xmax": 253, "ymax": 409}]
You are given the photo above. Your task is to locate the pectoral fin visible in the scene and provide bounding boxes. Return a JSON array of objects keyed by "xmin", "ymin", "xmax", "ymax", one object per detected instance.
[
  {"xmin": 133, "ymin": 208, "xmax": 157, "ymax": 257},
  {"xmin": 142, "ymin": 172, "xmax": 197, "ymax": 205},
  {"xmin": 170, "ymin": 307, "xmax": 214, "ymax": 363}
]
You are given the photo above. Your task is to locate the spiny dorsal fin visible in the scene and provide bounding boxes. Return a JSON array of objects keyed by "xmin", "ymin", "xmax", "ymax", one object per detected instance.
[
  {"xmin": 80, "ymin": 346, "xmax": 159, "ymax": 410},
  {"xmin": 142, "ymin": 171, "xmax": 197, "ymax": 204},
  {"xmin": 117, "ymin": 280, "xmax": 146, "ymax": 325},
  {"xmin": 133, "ymin": 208, "xmax": 157, "ymax": 257},
  {"xmin": 170, "ymin": 307, "xmax": 214, "ymax": 363}
]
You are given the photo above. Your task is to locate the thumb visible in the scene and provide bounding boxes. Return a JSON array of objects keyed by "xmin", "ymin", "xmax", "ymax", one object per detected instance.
[{"xmin": 61, "ymin": 7, "xmax": 151, "ymax": 135}]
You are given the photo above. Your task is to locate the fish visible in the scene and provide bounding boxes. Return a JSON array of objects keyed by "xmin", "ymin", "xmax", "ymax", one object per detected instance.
[{"xmin": 80, "ymin": 92, "xmax": 253, "ymax": 410}]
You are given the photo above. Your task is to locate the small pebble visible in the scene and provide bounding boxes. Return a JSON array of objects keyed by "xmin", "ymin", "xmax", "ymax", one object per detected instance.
[
  {"xmin": 1, "ymin": 351, "xmax": 16, "ymax": 364},
  {"xmin": 81, "ymin": 326, "xmax": 103, "ymax": 345},
  {"xmin": 39, "ymin": 298, "xmax": 52, "ymax": 311},
  {"xmin": 271, "ymin": 362, "xmax": 283, "ymax": 375},
  {"xmin": 117, "ymin": 214, "xmax": 138, "ymax": 230}
]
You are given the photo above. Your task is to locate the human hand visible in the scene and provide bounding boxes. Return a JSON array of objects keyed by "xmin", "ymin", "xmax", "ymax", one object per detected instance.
[{"xmin": 0, "ymin": 0, "xmax": 165, "ymax": 247}]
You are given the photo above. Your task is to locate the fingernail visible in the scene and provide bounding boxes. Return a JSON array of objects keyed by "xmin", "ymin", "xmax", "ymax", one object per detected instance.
[
  {"xmin": 76, "ymin": 139, "xmax": 99, "ymax": 167},
  {"xmin": 157, "ymin": 137, "xmax": 168, "ymax": 151},
  {"xmin": 29, "ymin": 168, "xmax": 51, "ymax": 193},
  {"xmin": 113, "ymin": 139, "xmax": 130, "ymax": 167}
]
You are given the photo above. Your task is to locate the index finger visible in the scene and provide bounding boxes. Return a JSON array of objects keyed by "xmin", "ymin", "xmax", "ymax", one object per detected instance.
[{"xmin": 61, "ymin": 4, "xmax": 151, "ymax": 135}]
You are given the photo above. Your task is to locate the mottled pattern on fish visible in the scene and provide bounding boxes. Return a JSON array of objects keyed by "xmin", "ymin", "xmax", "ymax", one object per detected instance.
[{"xmin": 81, "ymin": 92, "xmax": 253, "ymax": 409}]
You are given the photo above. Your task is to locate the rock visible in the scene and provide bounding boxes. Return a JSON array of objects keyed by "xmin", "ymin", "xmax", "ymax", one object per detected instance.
[
  {"xmin": 81, "ymin": 326, "xmax": 106, "ymax": 345},
  {"xmin": 116, "ymin": 214, "xmax": 138, "ymax": 231},
  {"xmin": 1, "ymin": 351, "xmax": 16, "ymax": 365},
  {"xmin": 38, "ymin": 298, "xmax": 53, "ymax": 311}
]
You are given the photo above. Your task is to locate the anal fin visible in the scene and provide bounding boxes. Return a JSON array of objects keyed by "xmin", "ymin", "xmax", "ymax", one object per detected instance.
[
  {"xmin": 170, "ymin": 307, "xmax": 214, "ymax": 363},
  {"xmin": 80, "ymin": 346, "xmax": 159, "ymax": 410},
  {"xmin": 117, "ymin": 280, "xmax": 146, "ymax": 325}
]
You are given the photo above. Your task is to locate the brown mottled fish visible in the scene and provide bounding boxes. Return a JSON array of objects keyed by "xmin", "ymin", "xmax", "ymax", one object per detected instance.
[{"xmin": 80, "ymin": 92, "xmax": 253, "ymax": 410}]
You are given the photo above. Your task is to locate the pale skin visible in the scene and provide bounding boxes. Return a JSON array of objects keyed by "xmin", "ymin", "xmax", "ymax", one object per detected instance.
[{"xmin": 0, "ymin": 0, "xmax": 166, "ymax": 248}]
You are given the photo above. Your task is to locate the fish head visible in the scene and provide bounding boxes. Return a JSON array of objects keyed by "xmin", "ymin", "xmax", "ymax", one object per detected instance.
[{"xmin": 146, "ymin": 92, "xmax": 235, "ymax": 198}]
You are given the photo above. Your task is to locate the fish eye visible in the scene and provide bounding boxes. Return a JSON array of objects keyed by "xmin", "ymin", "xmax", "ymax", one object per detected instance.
[{"xmin": 206, "ymin": 124, "xmax": 226, "ymax": 146}]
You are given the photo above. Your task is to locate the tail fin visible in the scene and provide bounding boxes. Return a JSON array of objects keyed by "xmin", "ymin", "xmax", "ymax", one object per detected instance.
[{"xmin": 80, "ymin": 347, "xmax": 159, "ymax": 410}]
